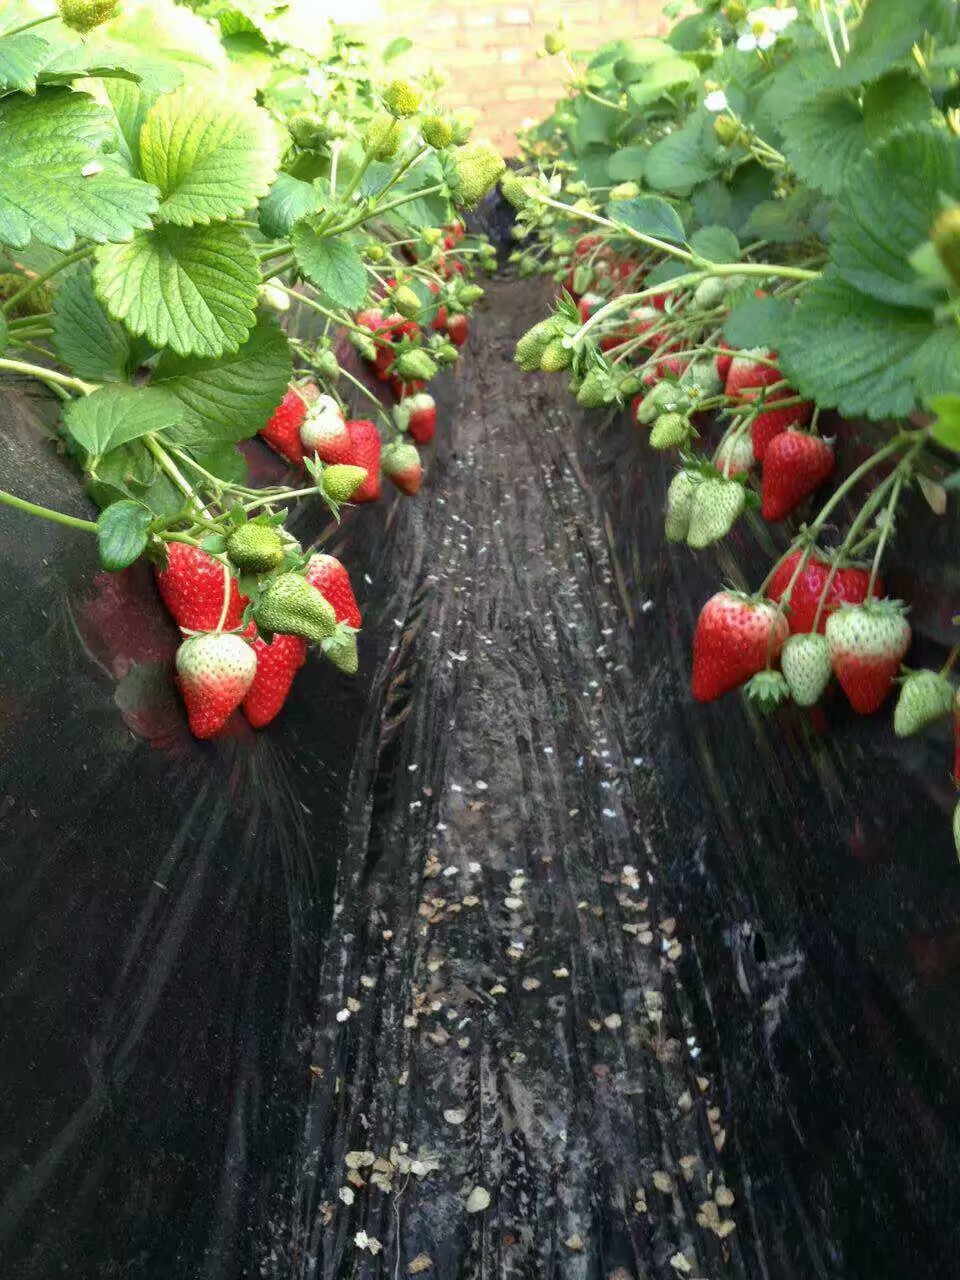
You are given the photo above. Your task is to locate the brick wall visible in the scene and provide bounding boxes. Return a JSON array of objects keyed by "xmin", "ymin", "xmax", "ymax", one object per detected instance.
[{"xmin": 330, "ymin": 0, "xmax": 668, "ymax": 154}]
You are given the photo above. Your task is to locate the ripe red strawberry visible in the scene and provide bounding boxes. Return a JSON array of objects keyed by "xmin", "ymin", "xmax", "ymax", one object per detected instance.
[
  {"xmin": 155, "ymin": 543, "xmax": 248, "ymax": 633},
  {"xmin": 751, "ymin": 392, "xmax": 814, "ymax": 461},
  {"xmin": 305, "ymin": 553, "xmax": 362, "ymax": 628},
  {"xmin": 397, "ymin": 390, "xmax": 436, "ymax": 444},
  {"xmin": 715, "ymin": 341, "xmax": 733, "ymax": 383},
  {"xmin": 768, "ymin": 551, "xmax": 882, "ymax": 635},
  {"xmin": 657, "ymin": 353, "xmax": 689, "ymax": 380},
  {"xmin": 725, "ymin": 349, "xmax": 782, "ymax": 401},
  {"xmin": 176, "ymin": 632, "xmax": 257, "ymax": 739},
  {"xmin": 243, "ymin": 633, "xmax": 307, "ymax": 728},
  {"xmin": 574, "ymin": 234, "xmax": 602, "ymax": 258},
  {"xmin": 382, "ymin": 439, "xmax": 423, "ymax": 495},
  {"xmin": 577, "ymin": 292, "xmax": 605, "ymax": 325},
  {"xmin": 446, "ymin": 313, "xmax": 469, "ymax": 346},
  {"xmin": 692, "ymin": 591, "xmax": 788, "ymax": 702},
  {"xmin": 825, "ymin": 599, "xmax": 911, "ymax": 714},
  {"xmin": 260, "ymin": 384, "xmax": 317, "ymax": 465},
  {"xmin": 345, "ymin": 419, "xmax": 382, "ymax": 502},
  {"xmin": 761, "ymin": 433, "xmax": 835, "ymax": 521}
]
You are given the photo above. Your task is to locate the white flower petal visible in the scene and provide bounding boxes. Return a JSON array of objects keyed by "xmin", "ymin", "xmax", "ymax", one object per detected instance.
[
  {"xmin": 736, "ymin": 33, "xmax": 758, "ymax": 51},
  {"xmin": 704, "ymin": 90, "xmax": 729, "ymax": 113}
]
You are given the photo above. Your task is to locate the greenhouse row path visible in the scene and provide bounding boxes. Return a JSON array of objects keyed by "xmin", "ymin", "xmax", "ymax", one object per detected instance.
[{"xmin": 275, "ymin": 279, "xmax": 758, "ymax": 1280}]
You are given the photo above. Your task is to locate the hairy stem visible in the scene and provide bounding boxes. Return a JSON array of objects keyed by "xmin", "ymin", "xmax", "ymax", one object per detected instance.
[{"xmin": 0, "ymin": 487, "xmax": 98, "ymax": 533}]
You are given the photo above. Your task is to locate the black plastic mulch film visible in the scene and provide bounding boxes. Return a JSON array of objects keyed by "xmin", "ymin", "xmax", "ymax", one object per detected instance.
[{"xmin": 2, "ymin": 227, "xmax": 960, "ymax": 1280}]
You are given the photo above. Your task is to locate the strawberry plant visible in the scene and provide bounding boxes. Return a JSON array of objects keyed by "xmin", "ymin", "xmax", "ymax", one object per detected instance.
[
  {"xmin": 0, "ymin": 0, "xmax": 504, "ymax": 734},
  {"xmin": 509, "ymin": 0, "xmax": 960, "ymax": 851}
]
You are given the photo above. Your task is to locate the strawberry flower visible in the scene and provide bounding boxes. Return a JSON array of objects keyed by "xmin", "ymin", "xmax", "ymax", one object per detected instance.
[
  {"xmin": 736, "ymin": 5, "xmax": 799, "ymax": 52},
  {"xmin": 704, "ymin": 89, "xmax": 729, "ymax": 113}
]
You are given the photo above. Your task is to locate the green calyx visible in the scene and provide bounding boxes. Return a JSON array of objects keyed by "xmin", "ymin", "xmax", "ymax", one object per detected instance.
[
  {"xmin": 449, "ymin": 144, "xmax": 506, "ymax": 209},
  {"xmin": 365, "ymin": 113, "xmax": 403, "ymax": 161},
  {"xmin": 57, "ymin": 0, "xmax": 118, "ymax": 33},
  {"xmin": 289, "ymin": 111, "xmax": 329, "ymax": 151},
  {"xmin": 421, "ymin": 115, "xmax": 453, "ymax": 149},
  {"xmin": 254, "ymin": 573, "xmax": 336, "ymax": 645},
  {"xmin": 383, "ymin": 79, "xmax": 422, "ymax": 118},
  {"xmin": 743, "ymin": 670, "xmax": 790, "ymax": 713},
  {"xmin": 321, "ymin": 464, "xmax": 367, "ymax": 503},
  {"xmin": 225, "ymin": 524, "xmax": 286, "ymax": 574}
]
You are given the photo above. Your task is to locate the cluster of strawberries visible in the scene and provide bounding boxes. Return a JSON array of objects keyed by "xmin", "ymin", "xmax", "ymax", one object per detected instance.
[
  {"xmin": 538, "ymin": 235, "xmax": 948, "ymax": 752},
  {"xmin": 155, "ymin": 540, "xmax": 362, "ymax": 737}
]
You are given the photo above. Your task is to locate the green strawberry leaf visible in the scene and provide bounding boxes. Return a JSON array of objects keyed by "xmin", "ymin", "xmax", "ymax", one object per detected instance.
[
  {"xmin": 929, "ymin": 393, "xmax": 960, "ymax": 454},
  {"xmin": 96, "ymin": 500, "xmax": 153, "ymax": 572},
  {"xmin": 644, "ymin": 113, "xmax": 718, "ymax": 194},
  {"xmin": 0, "ymin": 32, "xmax": 53, "ymax": 93},
  {"xmin": 743, "ymin": 188, "xmax": 823, "ymax": 244},
  {"xmin": 777, "ymin": 274, "xmax": 959, "ymax": 419},
  {"xmin": 607, "ymin": 146, "xmax": 647, "ymax": 183},
  {"xmin": 292, "ymin": 223, "xmax": 368, "ymax": 309},
  {"xmin": 383, "ymin": 35, "xmax": 413, "ymax": 61},
  {"xmin": 53, "ymin": 266, "xmax": 134, "ymax": 383},
  {"xmin": 0, "ymin": 89, "xmax": 159, "ymax": 251},
  {"xmin": 258, "ymin": 171, "xmax": 325, "ymax": 239},
  {"xmin": 610, "ymin": 195, "xmax": 686, "ymax": 245},
  {"xmin": 93, "ymin": 222, "xmax": 260, "ymax": 358},
  {"xmin": 64, "ymin": 384, "xmax": 186, "ymax": 456},
  {"xmin": 723, "ymin": 295, "xmax": 793, "ymax": 349},
  {"xmin": 779, "ymin": 91, "xmax": 867, "ymax": 197},
  {"xmin": 154, "ymin": 314, "xmax": 292, "ymax": 446},
  {"xmin": 830, "ymin": 127, "xmax": 960, "ymax": 308},
  {"xmin": 689, "ymin": 225, "xmax": 739, "ymax": 262},
  {"xmin": 625, "ymin": 57, "xmax": 699, "ymax": 109},
  {"xmin": 837, "ymin": 0, "xmax": 950, "ymax": 87},
  {"xmin": 139, "ymin": 86, "xmax": 281, "ymax": 227}
]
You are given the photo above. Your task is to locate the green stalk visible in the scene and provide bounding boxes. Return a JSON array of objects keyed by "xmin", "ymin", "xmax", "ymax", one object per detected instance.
[
  {"xmin": 1, "ymin": 13, "xmax": 58, "ymax": 37},
  {"xmin": 328, "ymin": 183, "xmax": 445, "ymax": 237},
  {"xmin": 0, "ymin": 356, "xmax": 95, "ymax": 395},
  {"xmin": 0, "ymin": 487, "xmax": 98, "ymax": 533},
  {"xmin": 1, "ymin": 245, "xmax": 96, "ymax": 316}
]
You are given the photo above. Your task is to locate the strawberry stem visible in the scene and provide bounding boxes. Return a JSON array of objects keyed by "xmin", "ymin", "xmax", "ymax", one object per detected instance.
[
  {"xmin": 215, "ymin": 562, "xmax": 232, "ymax": 634},
  {"xmin": 0, "ymin": 487, "xmax": 98, "ymax": 533},
  {"xmin": 0, "ymin": 356, "xmax": 96, "ymax": 395}
]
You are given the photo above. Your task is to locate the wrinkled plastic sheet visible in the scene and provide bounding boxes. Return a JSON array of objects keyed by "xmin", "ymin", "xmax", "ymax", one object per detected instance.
[{"xmin": 1, "ymin": 277, "xmax": 960, "ymax": 1280}]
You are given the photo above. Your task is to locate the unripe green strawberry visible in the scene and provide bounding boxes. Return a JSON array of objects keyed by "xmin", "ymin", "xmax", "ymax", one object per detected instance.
[
  {"xmin": 637, "ymin": 380, "xmax": 687, "ymax": 424},
  {"xmin": 714, "ymin": 113, "xmax": 742, "ymax": 146},
  {"xmin": 434, "ymin": 342, "xmax": 459, "ymax": 365},
  {"xmin": 933, "ymin": 206, "xmax": 960, "ymax": 287},
  {"xmin": 423, "ymin": 226, "xmax": 443, "ymax": 246},
  {"xmin": 315, "ymin": 347, "xmax": 340, "ymax": 380},
  {"xmin": 691, "ymin": 277, "xmax": 729, "ymax": 311},
  {"xmin": 57, "ymin": 0, "xmax": 118, "ymax": 33},
  {"xmin": 553, "ymin": 236, "xmax": 574, "ymax": 256},
  {"xmin": 421, "ymin": 115, "xmax": 453, "ymax": 149},
  {"xmin": 716, "ymin": 433, "xmax": 754, "ymax": 477},
  {"xmin": 577, "ymin": 368, "xmax": 608, "ymax": 408},
  {"xmin": 781, "ymin": 633, "xmax": 831, "ymax": 706},
  {"xmin": 383, "ymin": 78, "xmax": 421, "ymax": 117},
  {"xmin": 349, "ymin": 329, "xmax": 377, "ymax": 361},
  {"xmin": 392, "ymin": 285, "xmax": 421, "ymax": 318},
  {"xmin": 539, "ymin": 337, "xmax": 572, "ymax": 372},
  {"xmin": 544, "ymin": 30, "xmax": 565, "ymax": 54},
  {"xmin": 686, "ymin": 477, "xmax": 745, "ymax": 548},
  {"xmin": 515, "ymin": 318, "xmax": 558, "ymax": 370},
  {"xmin": 664, "ymin": 470, "xmax": 699, "ymax": 542},
  {"xmin": 724, "ymin": 0, "xmax": 748, "ymax": 19},
  {"xmin": 572, "ymin": 263, "xmax": 594, "ymax": 295},
  {"xmin": 609, "ymin": 181, "xmax": 639, "ymax": 201},
  {"xmin": 289, "ymin": 111, "xmax": 328, "ymax": 150},
  {"xmin": 449, "ymin": 144, "xmax": 506, "ymax": 208},
  {"xmin": 365, "ymin": 113, "xmax": 403, "ymax": 160},
  {"xmin": 367, "ymin": 243, "xmax": 385, "ymax": 262},
  {"xmin": 458, "ymin": 284, "xmax": 484, "ymax": 305},
  {"xmin": 393, "ymin": 348, "xmax": 437, "ymax": 381},
  {"xmin": 255, "ymin": 573, "xmax": 337, "ymax": 645},
  {"xmin": 894, "ymin": 669, "xmax": 954, "ymax": 736},
  {"xmin": 225, "ymin": 524, "xmax": 286, "ymax": 574},
  {"xmin": 501, "ymin": 173, "xmax": 530, "ymax": 209},
  {"xmin": 649, "ymin": 412, "xmax": 690, "ymax": 449},
  {"xmin": 323, "ymin": 625, "xmax": 359, "ymax": 675},
  {"xmin": 619, "ymin": 371, "xmax": 642, "ymax": 397},
  {"xmin": 321, "ymin": 464, "xmax": 367, "ymax": 503},
  {"xmin": 681, "ymin": 358, "xmax": 723, "ymax": 400}
]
